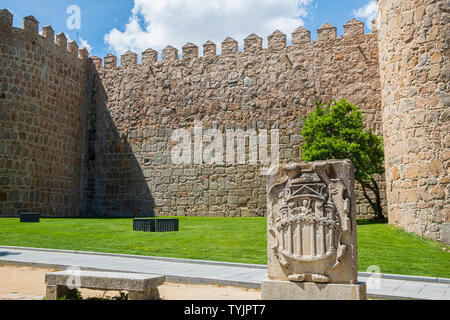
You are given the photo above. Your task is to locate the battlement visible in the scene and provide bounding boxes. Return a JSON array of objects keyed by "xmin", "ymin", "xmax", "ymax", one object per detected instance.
[
  {"xmin": 91, "ymin": 19, "xmax": 374, "ymax": 69},
  {"xmin": 0, "ymin": 9, "xmax": 89, "ymax": 62}
]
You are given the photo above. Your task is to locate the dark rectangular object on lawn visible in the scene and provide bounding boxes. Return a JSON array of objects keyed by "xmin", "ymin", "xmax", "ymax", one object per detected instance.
[
  {"xmin": 20, "ymin": 213, "xmax": 40, "ymax": 223},
  {"xmin": 133, "ymin": 218, "xmax": 179, "ymax": 232}
]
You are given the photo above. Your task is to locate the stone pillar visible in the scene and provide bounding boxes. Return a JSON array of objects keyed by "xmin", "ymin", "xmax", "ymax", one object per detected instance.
[
  {"xmin": 46, "ymin": 285, "xmax": 77, "ymax": 300},
  {"xmin": 377, "ymin": 0, "xmax": 449, "ymax": 244},
  {"xmin": 261, "ymin": 161, "xmax": 366, "ymax": 300},
  {"xmin": 128, "ymin": 288, "xmax": 160, "ymax": 300}
]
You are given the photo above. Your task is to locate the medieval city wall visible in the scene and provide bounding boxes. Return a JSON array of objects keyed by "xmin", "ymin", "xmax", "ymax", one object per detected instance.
[
  {"xmin": 89, "ymin": 20, "xmax": 386, "ymax": 217},
  {"xmin": 0, "ymin": 11, "xmax": 89, "ymax": 217}
]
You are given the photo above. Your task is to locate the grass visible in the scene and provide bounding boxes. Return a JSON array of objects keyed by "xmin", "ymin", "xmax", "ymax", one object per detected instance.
[{"xmin": 0, "ymin": 217, "xmax": 448, "ymax": 278}]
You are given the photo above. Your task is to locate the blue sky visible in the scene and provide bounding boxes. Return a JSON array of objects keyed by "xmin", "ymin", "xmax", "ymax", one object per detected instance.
[{"xmin": 0, "ymin": 0, "xmax": 376, "ymax": 59}]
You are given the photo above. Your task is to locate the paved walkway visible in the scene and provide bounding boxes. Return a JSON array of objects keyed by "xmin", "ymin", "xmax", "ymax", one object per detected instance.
[{"xmin": 0, "ymin": 246, "xmax": 449, "ymax": 300}]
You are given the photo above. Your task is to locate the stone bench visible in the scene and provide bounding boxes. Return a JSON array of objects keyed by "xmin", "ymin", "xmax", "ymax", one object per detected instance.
[{"xmin": 45, "ymin": 270, "xmax": 166, "ymax": 300}]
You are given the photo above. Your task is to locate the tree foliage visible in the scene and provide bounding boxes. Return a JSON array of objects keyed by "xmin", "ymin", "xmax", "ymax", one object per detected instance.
[{"xmin": 301, "ymin": 99, "xmax": 385, "ymax": 218}]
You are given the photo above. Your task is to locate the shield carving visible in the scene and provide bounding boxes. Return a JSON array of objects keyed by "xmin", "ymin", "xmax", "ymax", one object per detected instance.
[{"xmin": 267, "ymin": 162, "xmax": 355, "ymax": 284}]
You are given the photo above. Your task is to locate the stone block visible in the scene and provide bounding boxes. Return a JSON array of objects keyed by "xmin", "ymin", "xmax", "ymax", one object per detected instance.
[{"xmin": 261, "ymin": 280, "xmax": 367, "ymax": 300}]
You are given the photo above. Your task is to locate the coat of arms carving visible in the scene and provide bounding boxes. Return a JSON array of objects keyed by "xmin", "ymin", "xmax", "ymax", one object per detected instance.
[{"xmin": 267, "ymin": 161, "xmax": 358, "ymax": 284}]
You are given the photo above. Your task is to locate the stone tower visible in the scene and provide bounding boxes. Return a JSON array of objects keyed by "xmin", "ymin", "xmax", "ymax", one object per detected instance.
[{"xmin": 376, "ymin": 0, "xmax": 449, "ymax": 244}]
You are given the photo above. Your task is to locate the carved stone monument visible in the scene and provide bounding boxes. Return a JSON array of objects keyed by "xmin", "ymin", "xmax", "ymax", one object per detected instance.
[{"xmin": 261, "ymin": 160, "xmax": 367, "ymax": 300}]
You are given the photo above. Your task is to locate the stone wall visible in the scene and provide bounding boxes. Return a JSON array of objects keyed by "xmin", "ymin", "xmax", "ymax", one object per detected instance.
[
  {"xmin": 89, "ymin": 21, "xmax": 385, "ymax": 217},
  {"xmin": 0, "ymin": 11, "xmax": 89, "ymax": 216},
  {"xmin": 377, "ymin": 0, "xmax": 450, "ymax": 243}
]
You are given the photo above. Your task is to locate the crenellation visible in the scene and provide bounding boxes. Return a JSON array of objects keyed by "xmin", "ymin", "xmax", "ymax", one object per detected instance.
[
  {"xmin": 162, "ymin": 45, "xmax": 179, "ymax": 61},
  {"xmin": 55, "ymin": 32, "xmax": 68, "ymax": 50},
  {"xmin": 42, "ymin": 25, "xmax": 54, "ymax": 42},
  {"xmin": 142, "ymin": 48, "xmax": 158, "ymax": 64},
  {"xmin": 292, "ymin": 26, "xmax": 311, "ymax": 45},
  {"xmin": 182, "ymin": 42, "xmax": 199, "ymax": 60},
  {"xmin": 268, "ymin": 30, "xmax": 287, "ymax": 51},
  {"xmin": 121, "ymin": 50, "xmax": 138, "ymax": 67},
  {"xmin": 23, "ymin": 15, "xmax": 39, "ymax": 34},
  {"xmin": 203, "ymin": 40, "xmax": 217, "ymax": 57},
  {"xmin": 104, "ymin": 53, "xmax": 117, "ymax": 68},
  {"xmin": 344, "ymin": 18, "xmax": 365, "ymax": 37},
  {"xmin": 0, "ymin": 9, "xmax": 13, "ymax": 33},
  {"xmin": 318, "ymin": 23, "xmax": 337, "ymax": 41},
  {"xmin": 244, "ymin": 33, "xmax": 263, "ymax": 52},
  {"xmin": 221, "ymin": 37, "xmax": 238, "ymax": 55},
  {"xmin": 68, "ymin": 41, "xmax": 79, "ymax": 58}
]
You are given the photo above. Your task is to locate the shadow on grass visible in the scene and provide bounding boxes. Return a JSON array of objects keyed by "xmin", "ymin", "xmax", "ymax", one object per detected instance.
[{"xmin": 357, "ymin": 218, "xmax": 388, "ymax": 225}]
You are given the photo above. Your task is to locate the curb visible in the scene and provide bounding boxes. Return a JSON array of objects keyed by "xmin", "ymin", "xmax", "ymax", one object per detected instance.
[{"xmin": 0, "ymin": 246, "xmax": 267, "ymax": 270}]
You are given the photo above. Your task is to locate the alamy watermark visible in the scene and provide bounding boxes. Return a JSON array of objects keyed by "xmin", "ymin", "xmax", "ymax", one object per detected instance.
[
  {"xmin": 171, "ymin": 121, "xmax": 280, "ymax": 175},
  {"xmin": 66, "ymin": 5, "xmax": 81, "ymax": 30}
]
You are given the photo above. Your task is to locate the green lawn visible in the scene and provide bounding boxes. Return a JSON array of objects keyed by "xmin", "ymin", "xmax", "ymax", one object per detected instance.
[{"xmin": 0, "ymin": 217, "xmax": 448, "ymax": 278}]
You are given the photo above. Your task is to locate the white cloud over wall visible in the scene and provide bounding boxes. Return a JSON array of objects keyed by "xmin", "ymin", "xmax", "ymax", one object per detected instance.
[
  {"xmin": 104, "ymin": 0, "xmax": 313, "ymax": 56},
  {"xmin": 353, "ymin": 0, "xmax": 377, "ymax": 29}
]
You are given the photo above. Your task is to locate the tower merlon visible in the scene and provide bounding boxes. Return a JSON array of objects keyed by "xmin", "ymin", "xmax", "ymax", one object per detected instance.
[
  {"xmin": 182, "ymin": 42, "xmax": 199, "ymax": 60},
  {"xmin": 90, "ymin": 55, "xmax": 102, "ymax": 68},
  {"xmin": 104, "ymin": 54, "xmax": 117, "ymax": 69},
  {"xmin": 79, "ymin": 48, "xmax": 89, "ymax": 60},
  {"xmin": 0, "ymin": 9, "xmax": 13, "ymax": 33},
  {"xmin": 142, "ymin": 48, "xmax": 158, "ymax": 64},
  {"xmin": 162, "ymin": 45, "xmax": 179, "ymax": 61},
  {"xmin": 318, "ymin": 23, "xmax": 337, "ymax": 41},
  {"xmin": 121, "ymin": 50, "xmax": 138, "ymax": 67},
  {"xmin": 42, "ymin": 25, "xmax": 54, "ymax": 42},
  {"xmin": 244, "ymin": 33, "xmax": 263, "ymax": 52},
  {"xmin": 268, "ymin": 30, "xmax": 287, "ymax": 51},
  {"xmin": 23, "ymin": 15, "xmax": 39, "ymax": 34},
  {"xmin": 203, "ymin": 40, "xmax": 217, "ymax": 57},
  {"xmin": 68, "ymin": 41, "xmax": 79, "ymax": 58},
  {"xmin": 343, "ymin": 18, "xmax": 365, "ymax": 37},
  {"xmin": 56, "ymin": 32, "xmax": 68, "ymax": 50},
  {"xmin": 292, "ymin": 26, "xmax": 311, "ymax": 45},
  {"xmin": 221, "ymin": 37, "xmax": 238, "ymax": 55}
]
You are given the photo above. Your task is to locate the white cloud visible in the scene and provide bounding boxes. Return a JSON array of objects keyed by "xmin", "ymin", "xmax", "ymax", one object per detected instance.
[
  {"xmin": 64, "ymin": 33, "xmax": 93, "ymax": 53},
  {"xmin": 79, "ymin": 37, "xmax": 93, "ymax": 52},
  {"xmin": 353, "ymin": 0, "xmax": 377, "ymax": 29},
  {"xmin": 104, "ymin": 0, "xmax": 313, "ymax": 56}
]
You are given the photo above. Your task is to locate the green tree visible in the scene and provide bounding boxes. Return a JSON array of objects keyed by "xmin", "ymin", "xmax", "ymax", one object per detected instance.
[{"xmin": 301, "ymin": 99, "xmax": 385, "ymax": 219}]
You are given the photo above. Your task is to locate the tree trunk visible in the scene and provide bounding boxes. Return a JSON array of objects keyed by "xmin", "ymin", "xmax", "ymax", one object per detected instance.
[{"xmin": 359, "ymin": 179, "xmax": 384, "ymax": 220}]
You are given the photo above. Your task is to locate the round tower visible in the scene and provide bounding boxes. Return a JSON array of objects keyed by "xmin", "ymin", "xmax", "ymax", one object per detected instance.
[{"xmin": 376, "ymin": 0, "xmax": 449, "ymax": 244}]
